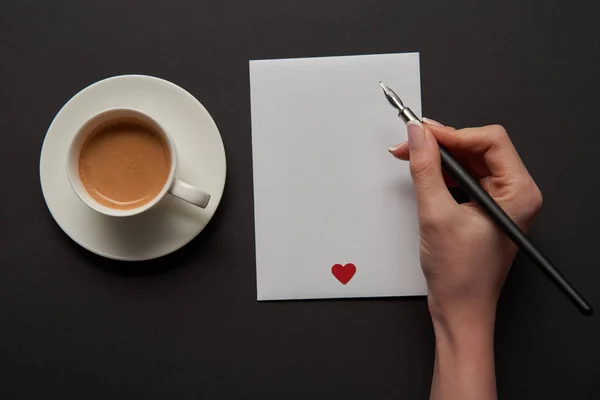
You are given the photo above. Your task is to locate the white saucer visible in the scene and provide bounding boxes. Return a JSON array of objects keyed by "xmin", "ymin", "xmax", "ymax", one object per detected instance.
[{"xmin": 40, "ymin": 75, "xmax": 226, "ymax": 261}]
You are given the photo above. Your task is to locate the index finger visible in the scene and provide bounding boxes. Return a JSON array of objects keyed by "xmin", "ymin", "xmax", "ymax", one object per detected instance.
[{"xmin": 427, "ymin": 124, "xmax": 528, "ymax": 178}]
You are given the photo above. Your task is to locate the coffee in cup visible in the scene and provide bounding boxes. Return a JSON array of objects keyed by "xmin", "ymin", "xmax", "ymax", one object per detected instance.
[{"xmin": 79, "ymin": 121, "xmax": 171, "ymax": 210}]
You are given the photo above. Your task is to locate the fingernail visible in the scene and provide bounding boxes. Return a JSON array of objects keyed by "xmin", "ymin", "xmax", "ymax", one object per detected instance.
[
  {"xmin": 407, "ymin": 121, "xmax": 424, "ymax": 149},
  {"xmin": 423, "ymin": 117, "xmax": 443, "ymax": 127},
  {"xmin": 388, "ymin": 142, "xmax": 407, "ymax": 153}
]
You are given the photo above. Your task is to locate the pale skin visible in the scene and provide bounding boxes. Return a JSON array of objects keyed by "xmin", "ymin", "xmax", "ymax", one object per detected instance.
[{"xmin": 388, "ymin": 119, "xmax": 543, "ymax": 400}]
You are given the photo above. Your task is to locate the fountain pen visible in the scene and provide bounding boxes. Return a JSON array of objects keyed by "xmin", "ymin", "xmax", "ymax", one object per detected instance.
[{"xmin": 379, "ymin": 82, "xmax": 592, "ymax": 316}]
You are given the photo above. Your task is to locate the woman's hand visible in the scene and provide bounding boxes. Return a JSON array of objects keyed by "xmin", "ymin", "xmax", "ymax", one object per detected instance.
[
  {"xmin": 389, "ymin": 118, "xmax": 542, "ymax": 399},
  {"xmin": 390, "ymin": 119, "xmax": 542, "ymax": 327}
]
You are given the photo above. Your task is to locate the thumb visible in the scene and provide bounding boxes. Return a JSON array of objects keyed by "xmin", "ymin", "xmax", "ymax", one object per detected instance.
[{"xmin": 407, "ymin": 121, "xmax": 454, "ymax": 213}]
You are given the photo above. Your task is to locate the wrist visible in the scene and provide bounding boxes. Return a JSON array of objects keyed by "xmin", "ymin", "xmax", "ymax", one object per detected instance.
[
  {"xmin": 432, "ymin": 312, "xmax": 495, "ymax": 353},
  {"xmin": 428, "ymin": 294, "xmax": 496, "ymax": 362},
  {"xmin": 430, "ymin": 303, "xmax": 497, "ymax": 400},
  {"xmin": 428, "ymin": 292, "xmax": 498, "ymax": 335}
]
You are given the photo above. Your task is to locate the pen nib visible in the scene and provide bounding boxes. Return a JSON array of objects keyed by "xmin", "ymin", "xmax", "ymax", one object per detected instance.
[{"xmin": 379, "ymin": 81, "xmax": 405, "ymax": 111}]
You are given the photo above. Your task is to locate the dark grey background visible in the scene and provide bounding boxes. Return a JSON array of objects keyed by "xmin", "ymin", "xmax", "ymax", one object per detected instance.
[{"xmin": 1, "ymin": 0, "xmax": 599, "ymax": 398}]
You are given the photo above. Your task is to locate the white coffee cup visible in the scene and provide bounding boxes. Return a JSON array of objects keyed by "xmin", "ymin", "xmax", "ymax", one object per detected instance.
[{"xmin": 67, "ymin": 108, "xmax": 211, "ymax": 217}]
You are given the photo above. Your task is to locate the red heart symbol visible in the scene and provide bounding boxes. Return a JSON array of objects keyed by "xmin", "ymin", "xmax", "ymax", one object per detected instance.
[{"xmin": 331, "ymin": 263, "xmax": 356, "ymax": 285}]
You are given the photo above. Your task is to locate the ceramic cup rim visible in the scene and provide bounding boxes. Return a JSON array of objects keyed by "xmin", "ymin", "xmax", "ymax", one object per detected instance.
[{"xmin": 66, "ymin": 107, "xmax": 178, "ymax": 217}]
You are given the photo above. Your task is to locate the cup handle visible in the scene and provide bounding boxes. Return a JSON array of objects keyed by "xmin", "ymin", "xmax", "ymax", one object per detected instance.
[{"xmin": 169, "ymin": 178, "xmax": 211, "ymax": 209}]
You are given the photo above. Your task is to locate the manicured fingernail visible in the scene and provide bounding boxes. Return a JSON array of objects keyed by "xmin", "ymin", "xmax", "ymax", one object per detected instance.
[
  {"xmin": 388, "ymin": 142, "xmax": 407, "ymax": 153},
  {"xmin": 407, "ymin": 121, "xmax": 424, "ymax": 149},
  {"xmin": 423, "ymin": 117, "xmax": 443, "ymax": 127}
]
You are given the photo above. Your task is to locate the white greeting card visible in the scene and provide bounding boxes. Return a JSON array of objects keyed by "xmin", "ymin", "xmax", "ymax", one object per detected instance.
[{"xmin": 250, "ymin": 53, "xmax": 427, "ymax": 300}]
